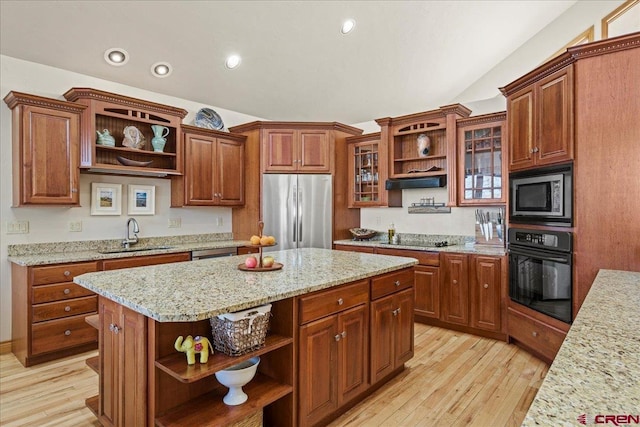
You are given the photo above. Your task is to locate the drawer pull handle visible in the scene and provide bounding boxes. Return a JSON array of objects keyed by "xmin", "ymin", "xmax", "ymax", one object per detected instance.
[
  {"xmin": 483, "ymin": 283, "xmax": 489, "ymax": 289},
  {"xmin": 334, "ymin": 334, "xmax": 341, "ymax": 342},
  {"xmin": 64, "ymin": 330, "xmax": 71, "ymax": 336},
  {"xmin": 532, "ymin": 331, "xmax": 538, "ymax": 337},
  {"xmin": 64, "ymin": 306, "xmax": 71, "ymax": 312},
  {"xmin": 337, "ymin": 298, "xmax": 344, "ymax": 305},
  {"xmin": 64, "ymin": 270, "xmax": 71, "ymax": 277},
  {"xmin": 63, "ymin": 288, "xmax": 71, "ymax": 295},
  {"xmin": 394, "ymin": 280, "xmax": 400, "ymax": 287}
]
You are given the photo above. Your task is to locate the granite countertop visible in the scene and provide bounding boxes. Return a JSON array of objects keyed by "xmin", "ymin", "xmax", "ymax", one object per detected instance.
[
  {"xmin": 333, "ymin": 239, "xmax": 506, "ymax": 256},
  {"xmin": 7, "ymin": 233, "xmax": 249, "ymax": 266},
  {"xmin": 73, "ymin": 247, "xmax": 417, "ymax": 322},
  {"xmin": 522, "ymin": 269, "xmax": 640, "ymax": 426}
]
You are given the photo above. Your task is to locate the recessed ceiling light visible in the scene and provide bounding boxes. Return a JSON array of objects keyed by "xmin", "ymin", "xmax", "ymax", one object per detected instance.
[
  {"xmin": 341, "ymin": 19, "xmax": 356, "ymax": 34},
  {"xmin": 151, "ymin": 62, "xmax": 172, "ymax": 78},
  {"xmin": 104, "ymin": 48, "xmax": 129, "ymax": 66},
  {"xmin": 225, "ymin": 55, "xmax": 241, "ymax": 69}
]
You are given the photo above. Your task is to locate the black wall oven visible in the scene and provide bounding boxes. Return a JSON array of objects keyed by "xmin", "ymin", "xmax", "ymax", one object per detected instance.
[
  {"xmin": 509, "ymin": 162, "xmax": 573, "ymax": 227},
  {"xmin": 508, "ymin": 227, "xmax": 572, "ymax": 323}
]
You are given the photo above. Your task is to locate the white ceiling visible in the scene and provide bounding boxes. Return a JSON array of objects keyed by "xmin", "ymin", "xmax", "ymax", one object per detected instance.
[{"xmin": 0, "ymin": 1, "xmax": 577, "ymax": 124}]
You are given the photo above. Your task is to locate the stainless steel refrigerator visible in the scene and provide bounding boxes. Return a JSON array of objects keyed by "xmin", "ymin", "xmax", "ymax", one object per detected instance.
[{"xmin": 262, "ymin": 174, "xmax": 332, "ymax": 252}]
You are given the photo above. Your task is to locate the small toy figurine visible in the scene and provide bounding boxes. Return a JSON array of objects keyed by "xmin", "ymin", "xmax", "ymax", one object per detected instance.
[{"xmin": 174, "ymin": 335, "xmax": 214, "ymax": 365}]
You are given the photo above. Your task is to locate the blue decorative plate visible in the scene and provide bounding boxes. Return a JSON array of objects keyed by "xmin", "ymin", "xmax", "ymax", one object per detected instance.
[{"xmin": 195, "ymin": 107, "xmax": 224, "ymax": 130}]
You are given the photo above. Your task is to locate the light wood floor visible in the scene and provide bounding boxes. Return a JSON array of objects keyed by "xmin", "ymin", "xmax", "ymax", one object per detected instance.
[{"xmin": 0, "ymin": 324, "xmax": 547, "ymax": 426}]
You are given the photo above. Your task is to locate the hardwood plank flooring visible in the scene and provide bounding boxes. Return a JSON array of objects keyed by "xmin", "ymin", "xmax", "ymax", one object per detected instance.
[{"xmin": 0, "ymin": 324, "xmax": 547, "ymax": 426}]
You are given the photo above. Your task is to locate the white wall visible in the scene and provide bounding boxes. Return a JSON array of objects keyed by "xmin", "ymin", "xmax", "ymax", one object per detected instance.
[{"xmin": 0, "ymin": 56, "xmax": 264, "ymax": 341}]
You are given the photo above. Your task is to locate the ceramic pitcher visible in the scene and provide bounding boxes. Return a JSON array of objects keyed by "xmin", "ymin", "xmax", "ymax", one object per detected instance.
[{"xmin": 151, "ymin": 125, "xmax": 169, "ymax": 152}]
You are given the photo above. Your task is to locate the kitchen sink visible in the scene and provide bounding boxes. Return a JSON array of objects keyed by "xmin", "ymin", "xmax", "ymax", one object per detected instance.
[{"xmin": 97, "ymin": 246, "xmax": 174, "ymax": 254}]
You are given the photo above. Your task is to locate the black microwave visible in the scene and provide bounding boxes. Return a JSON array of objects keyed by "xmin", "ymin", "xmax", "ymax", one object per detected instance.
[{"xmin": 509, "ymin": 163, "xmax": 573, "ymax": 227}]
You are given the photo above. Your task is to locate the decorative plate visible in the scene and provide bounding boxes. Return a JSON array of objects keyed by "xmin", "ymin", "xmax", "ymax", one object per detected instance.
[
  {"xmin": 349, "ymin": 228, "xmax": 378, "ymax": 240},
  {"xmin": 116, "ymin": 156, "xmax": 153, "ymax": 167},
  {"xmin": 195, "ymin": 107, "xmax": 224, "ymax": 130}
]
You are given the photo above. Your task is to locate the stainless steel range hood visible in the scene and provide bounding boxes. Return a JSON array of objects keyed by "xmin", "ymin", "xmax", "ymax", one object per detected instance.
[{"xmin": 385, "ymin": 176, "xmax": 447, "ymax": 190}]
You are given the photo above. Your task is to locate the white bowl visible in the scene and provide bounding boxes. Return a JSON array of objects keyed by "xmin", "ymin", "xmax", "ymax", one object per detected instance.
[{"xmin": 214, "ymin": 356, "xmax": 260, "ymax": 405}]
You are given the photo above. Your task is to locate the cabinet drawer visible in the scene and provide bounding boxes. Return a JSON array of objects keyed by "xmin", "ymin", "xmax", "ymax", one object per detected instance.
[
  {"xmin": 32, "ymin": 295, "xmax": 97, "ymax": 322},
  {"xmin": 102, "ymin": 252, "xmax": 190, "ymax": 270},
  {"xmin": 371, "ymin": 268, "xmax": 414, "ymax": 300},
  {"xmin": 31, "ymin": 314, "xmax": 98, "ymax": 355},
  {"xmin": 32, "ymin": 282, "xmax": 95, "ymax": 304},
  {"xmin": 32, "ymin": 261, "xmax": 99, "ymax": 285},
  {"xmin": 375, "ymin": 248, "xmax": 439, "ymax": 266},
  {"xmin": 299, "ymin": 280, "xmax": 369, "ymax": 324},
  {"xmin": 507, "ymin": 308, "xmax": 567, "ymax": 361}
]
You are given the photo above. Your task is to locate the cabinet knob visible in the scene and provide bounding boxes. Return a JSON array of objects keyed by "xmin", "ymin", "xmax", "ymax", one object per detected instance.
[
  {"xmin": 63, "ymin": 288, "xmax": 71, "ymax": 295},
  {"xmin": 64, "ymin": 306, "xmax": 71, "ymax": 312},
  {"xmin": 483, "ymin": 283, "xmax": 489, "ymax": 289},
  {"xmin": 392, "ymin": 308, "xmax": 401, "ymax": 316},
  {"xmin": 64, "ymin": 270, "xmax": 71, "ymax": 277},
  {"xmin": 394, "ymin": 280, "xmax": 400, "ymax": 287},
  {"xmin": 529, "ymin": 148, "xmax": 534, "ymax": 154},
  {"xmin": 109, "ymin": 323, "xmax": 120, "ymax": 334},
  {"xmin": 334, "ymin": 334, "xmax": 341, "ymax": 341},
  {"xmin": 337, "ymin": 298, "xmax": 344, "ymax": 305},
  {"xmin": 534, "ymin": 147, "xmax": 539, "ymax": 153},
  {"xmin": 532, "ymin": 331, "xmax": 538, "ymax": 337},
  {"xmin": 341, "ymin": 331, "xmax": 347, "ymax": 338},
  {"xmin": 453, "ymin": 280, "xmax": 458, "ymax": 285},
  {"xmin": 71, "ymin": 188, "xmax": 78, "ymax": 193},
  {"xmin": 64, "ymin": 330, "xmax": 71, "ymax": 336}
]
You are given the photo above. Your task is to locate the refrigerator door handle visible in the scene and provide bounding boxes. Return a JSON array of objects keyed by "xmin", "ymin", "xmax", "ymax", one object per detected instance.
[
  {"xmin": 298, "ymin": 189, "xmax": 303, "ymax": 242},
  {"xmin": 292, "ymin": 186, "xmax": 297, "ymax": 242}
]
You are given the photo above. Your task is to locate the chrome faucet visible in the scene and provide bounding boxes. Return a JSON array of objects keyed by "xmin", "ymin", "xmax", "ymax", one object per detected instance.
[{"xmin": 122, "ymin": 218, "xmax": 140, "ymax": 248}]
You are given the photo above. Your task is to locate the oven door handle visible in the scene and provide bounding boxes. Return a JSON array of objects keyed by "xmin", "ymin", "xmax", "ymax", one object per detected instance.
[{"xmin": 508, "ymin": 246, "xmax": 571, "ymax": 264}]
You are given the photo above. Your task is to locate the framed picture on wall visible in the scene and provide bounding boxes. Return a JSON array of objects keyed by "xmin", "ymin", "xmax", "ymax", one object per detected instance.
[
  {"xmin": 90, "ymin": 183, "xmax": 122, "ymax": 216},
  {"xmin": 128, "ymin": 185, "xmax": 155, "ymax": 215}
]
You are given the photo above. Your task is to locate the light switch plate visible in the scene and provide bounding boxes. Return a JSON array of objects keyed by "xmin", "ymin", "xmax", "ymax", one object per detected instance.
[
  {"xmin": 216, "ymin": 217, "xmax": 223, "ymax": 227},
  {"xmin": 168, "ymin": 218, "xmax": 182, "ymax": 228},
  {"xmin": 69, "ymin": 221, "xmax": 82, "ymax": 232},
  {"xmin": 6, "ymin": 220, "xmax": 29, "ymax": 234}
]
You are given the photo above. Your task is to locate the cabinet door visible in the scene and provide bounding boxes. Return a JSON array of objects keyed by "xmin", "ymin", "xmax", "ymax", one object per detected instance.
[
  {"xmin": 507, "ymin": 88, "xmax": 535, "ymax": 171},
  {"xmin": 298, "ymin": 129, "xmax": 331, "ymax": 172},
  {"xmin": 536, "ymin": 67, "xmax": 573, "ymax": 166},
  {"xmin": 370, "ymin": 296, "xmax": 395, "ymax": 384},
  {"xmin": 216, "ymin": 137, "xmax": 245, "ymax": 205},
  {"xmin": 184, "ymin": 132, "xmax": 216, "ymax": 204},
  {"xmin": 119, "ymin": 304, "xmax": 147, "ymax": 427},
  {"xmin": 20, "ymin": 105, "xmax": 80, "ymax": 205},
  {"xmin": 470, "ymin": 256, "xmax": 502, "ymax": 332},
  {"xmin": 299, "ymin": 315, "xmax": 338, "ymax": 425},
  {"xmin": 263, "ymin": 129, "xmax": 297, "ymax": 172},
  {"xmin": 414, "ymin": 266, "xmax": 440, "ymax": 319},
  {"xmin": 441, "ymin": 253, "xmax": 469, "ymax": 325},
  {"xmin": 394, "ymin": 289, "xmax": 414, "ymax": 366},
  {"xmin": 338, "ymin": 305, "xmax": 369, "ymax": 405},
  {"xmin": 99, "ymin": 298, "xmax": 120, "ymax": 427}
]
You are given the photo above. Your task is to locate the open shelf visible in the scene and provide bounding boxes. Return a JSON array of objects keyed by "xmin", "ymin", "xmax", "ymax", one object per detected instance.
[
  {"xmin": 155, "ymin": 334, "xmax": 293, "ymax": 383},
  {"xmin": 86, "ymin": 355, "xmax": 99, "ymax": 374},
  {"xmin": 85, "ymin": 395, "xmax": 99, "ymax": 417},
  {"xmin": 155, "ymin": 373, "xmax": 293, "ymax": 427},
  {"xmin": 85, "ymin": 314, "xmax": 99, "ymax": 330}
]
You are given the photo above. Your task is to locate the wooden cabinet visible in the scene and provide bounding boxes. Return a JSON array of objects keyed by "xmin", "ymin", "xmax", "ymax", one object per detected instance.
[
  {"xmin": 98, "ymin": 297, "xmax": 146, "ymax": 427},
  {"xmin": 441, "ymin": 253, "xmax": 469, "ymax": 325},
  {"xmin": 507, "ymin": 305, "xmax": 568, "ymax": 364},
  {"xmin": 346, "ymin": 132, "xmax": 401, "ymax": 207},
  {"xmin": 298, "ymin": 280, "xmax": 369, "ymax": 426},
  {"xmin": 11, "ymin": 261, "xmax": 99, "ymax": 367},
  {"xmin": 3, "ymin": 92, "xmax": 86, "ymax": 206},
  {"xmin": 456, "ymin": 112, "xmax": 507, "ymax": 205},
  {"xmin": 470, "ymin": 255, "xmax": 502, "ymax": 332},
  {"xmin": 262, "ymin": 128, "xmax": 331, "ymax": 173},
  {"xmin": 414, "ymin": 266, "xmax": 440, "ymax": 319},
  {"xmin": 171, "ymin": 125, "xmax": 245, "ymax": 206},
  {"xmin": 101, "ymin": 252, "xmax": 190, "ymax": 271},
  {"xmin": 503, "ymin": 67, "xmax": 574, "ymax": 171},
  {"xmin": 370, "ymin": 269, "xmax": 414, "ymax": 384},
  {"xmin": 63, "ymin": 87, "xmax": 187, "ymax": 177}
]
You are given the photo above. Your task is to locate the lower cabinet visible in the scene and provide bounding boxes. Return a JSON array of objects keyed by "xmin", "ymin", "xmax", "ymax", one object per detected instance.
[
  {"xmin": 441, "ymin": 253, "xmax": 469, "ymax": 325},
  {"xmin": 414, "ymin": 265, "xmax": 440, "ymax": 319},
  {"xmin": 507, "ymin": 305, "xmax": 569, "ymax": 364},
  {"xmin": 470, "ymin": 255, "xmax": 502, "ymax": 332},
  {"xmin": 99, "ymin": 297, "xmax": 146, "ymax": 427}
]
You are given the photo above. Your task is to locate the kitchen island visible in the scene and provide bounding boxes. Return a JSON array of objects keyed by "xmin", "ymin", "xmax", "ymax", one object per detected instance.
[
  {"xmin": 74, "ymin": 248, "xmax": 418, "ymax": 426},
  {"xmin": 522, "ymin": 270, "xmax": 640, "ymax": 426}
]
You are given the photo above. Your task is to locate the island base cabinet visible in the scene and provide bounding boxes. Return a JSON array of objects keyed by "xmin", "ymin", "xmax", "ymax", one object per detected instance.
[
  {"xmin": 99, "ymin": 296, "xmax": 147, "ymax": 427},
  {"xmin": 370, "ymin": 288, "xmax": 414, "ymax": 385}
]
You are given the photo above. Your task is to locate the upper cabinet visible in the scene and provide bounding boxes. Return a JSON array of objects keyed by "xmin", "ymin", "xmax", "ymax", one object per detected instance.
[
  {"xmin": 456, "ymin": 112, "xmax": 507, "ymax": 205},
  {"xmin": 63, "ymin": 88, "xmax": 188, "ymax": 177},
  {"xmin": 4, "ymin": 92, "xmax": 86, "ymax": 206},
  {"xmin": 346, "ymin": 132, "xmax": 401, "ymax": 208},
  {"xmin": 262, "ymin": 127, "xmax": 331, "ymax": 173},
  {"xmin": 171, "ymin": 125, "xmax": 245, "ymax": 207},
  {"xmin": 377, "ymin": 104, "xmax": 471, "ymax": 206},
  {"xmin": 501, "ymin": 66, "xmax": 574, "ymax": 172}
]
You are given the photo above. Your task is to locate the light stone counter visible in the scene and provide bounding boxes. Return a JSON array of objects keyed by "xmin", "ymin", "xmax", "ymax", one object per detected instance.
[
  {"xmin": 333, "ymin": 239, "xmax": 506, "ymax": 257},
  {"xmin": 74, "ymin": 247, "xmax": 417, "ymax": 322},
  {"xmin": 522, "ymin": 270, "xmax": 640, "ymax": 426}
]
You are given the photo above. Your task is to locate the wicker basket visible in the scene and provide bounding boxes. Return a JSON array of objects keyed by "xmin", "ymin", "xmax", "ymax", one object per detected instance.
[{"xmin": 210, "ymin": 304, "xmax": 271, "ymax": 356}]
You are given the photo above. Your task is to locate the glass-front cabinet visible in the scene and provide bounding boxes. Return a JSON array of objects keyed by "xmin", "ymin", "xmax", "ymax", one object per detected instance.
[
  {"xmin": 347, "ymin": 133, "xmax": 401, "ymax": 207},
  {"xmin": 457, "ymin": 112, "xmax": 507, "ymax": 205}
]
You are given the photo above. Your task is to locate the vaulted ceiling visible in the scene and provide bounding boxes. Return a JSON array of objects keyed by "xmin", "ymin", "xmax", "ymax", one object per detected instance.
[{"xmin": 0, "ymin": 1, "xmax": 577, "ymax": 123}]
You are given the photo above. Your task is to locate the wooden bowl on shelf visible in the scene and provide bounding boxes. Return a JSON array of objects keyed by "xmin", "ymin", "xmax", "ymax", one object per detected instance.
[
  {"xmin": 116, "ymin": 156, "xmax": 153, "ymax": 167},
  {"xmin": 349, "ymin": 228, "xmax": 377, "ymax": 240}
]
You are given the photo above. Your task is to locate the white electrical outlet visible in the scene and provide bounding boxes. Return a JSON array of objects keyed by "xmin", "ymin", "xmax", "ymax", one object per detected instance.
[
  {"xmin": 6, "ymin": 220, "xmax": 29, "ymax": 234},
  {"xmin": 168, "ymin": 218, "xmax": 182, "ymax": 228},
  {"xmin": 69, "ymin": 221, "xmax": 82, "ymax": 232},
  {"xmin": 216, "ymin": 217, "xmax": 223, "ymax": 227}
]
